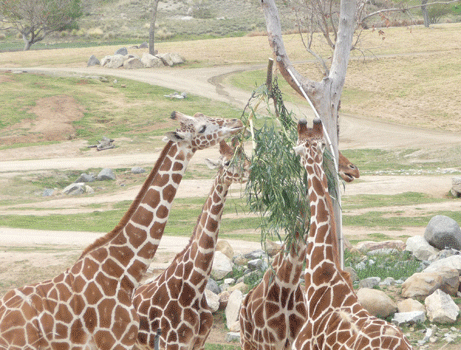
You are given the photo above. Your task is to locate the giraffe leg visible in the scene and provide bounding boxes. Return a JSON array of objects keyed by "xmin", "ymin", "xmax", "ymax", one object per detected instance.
[{"xmin": 190, "ymin": 308, "xmax": 213, "ymax": 350}]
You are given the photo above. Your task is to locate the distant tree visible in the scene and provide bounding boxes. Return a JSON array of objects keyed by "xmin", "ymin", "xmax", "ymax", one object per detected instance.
[
  {"xmin": 149, "ymin": 0, "xmax": 160, "ymax": 55},
  {"xmin": 0, "ymin": 0, "xmax": 82, "ymax": 50}
]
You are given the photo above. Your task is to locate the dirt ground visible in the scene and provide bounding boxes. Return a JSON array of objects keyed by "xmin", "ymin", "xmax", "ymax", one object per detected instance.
[{"xmin": 1, "ymin": 65, "xmax": 461, "ymax": 348}]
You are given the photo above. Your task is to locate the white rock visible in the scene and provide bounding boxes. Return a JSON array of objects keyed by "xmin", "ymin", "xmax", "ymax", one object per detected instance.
[
  {"xmin": 425, "ymin": 289, "xmax": 459, "ymax": 323},
  {"xmin": 392, "ymin": 311, "xmax": 426, "ymax": 325},
  {"xmin": 225, "ymin": 290, "xmax": 243, "ymax": 330},
  {"xmin": 204, "ymin": 289, "xmax": 220, "ymax": 313},
  {"xmin": 211, "ymin": 251, "xmax": 233, "ymax": 280},
  {"xmin": 405, "ymin": 236, "xmax": 439, "ymax": 260}
]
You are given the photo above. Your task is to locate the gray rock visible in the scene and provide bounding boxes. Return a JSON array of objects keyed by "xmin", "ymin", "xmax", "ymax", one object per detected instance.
[
  {"xmin": 115, "ymin": 47, "xmax": 128, "ymax": 56},
  {"xmin": 156, "ymin": 53, "xmax": 174, "ymax": 66},
  {"xmin": 406, "ymin": 235, "xmax": 439, "ymax": 261},
  {"xmin": 75, "ymin": 173, "xmax": 95, "ymax": 183},
  {"xmin": 123, "ymin": 57, "xmax": 144, "ymax": 69},
  {"xmin": 97, "ymin": 168, "xmax": 116, "ymax": 181},
  {"xmin": 402, "ymin": 268, "xmax": 460, "ymax": 298},
  {"xmin": 139, "ymin": 41, "xmax": 148, "ymax": 49},
  {"xmin": 206, "ymin": 278, "xmax": 221, "ymax": 295},
  {"xmin": 359, "ymin": 277, "xmax": 381, "ymax": 289},
  {"xmin": 247, "ymin": 259, "xmax": 268, "ymax": 271},
  {"xmin": 225, "ymin": 332, "xmax": 240, "ymax": 343},
  {"xmin": 424, "ymin": 215, "xmax": 461, "ymax": 250},
  {"xmin": 102, "ymin": 54, "xmax": 125, "ymax": 68},
  {"xmin": 343, "ymin": 267, "xmax": 359, "ymax": 282},
  {"xmin": 62, "ymin": 183, "xmax": 86, "ymax": 195},
  {"xmin": 392, "ymin": 311, "xmax": 426, "ymax": 325},
  {"xmin": 244, "ymin": 250, "xmax": 266, "ymax": 260},
  {"xmin": 451, "ymin": 177, "xmax": 461, "ymax": 197},
  {"xmin": 87, "ymin": 54, "xmax": 100, "ymax": 67},
  {"xmin": 131, "ymin": 167, "xmax": 146, "ymax": 174},
  {"xmin": 424, "ymin": 255, "xmax": 461, "ymax": 274},
  {"xmin": 170, "ymin": 52, "xmax": 185, "ymax": 65},
  {"xmin": 425, "ymin": 289, "xmax": 460, "ymax": 323},
  {"xmin": 43, "ymin": 188, "xmax": 54, "ymax": 197},
  {"xmin": 141, "ymin": 53, "xmax": 164, "ymax": 68}
]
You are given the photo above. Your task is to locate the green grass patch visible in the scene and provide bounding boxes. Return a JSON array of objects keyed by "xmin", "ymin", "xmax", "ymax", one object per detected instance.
[
  {"xmin": 342, "ymin": 192, "xmax": 445, "ymax": 210},
  {"xmin": 340, "ymin": 148, "xmax": 461, "ymax": 175},
  {"xmin": 0, "ymin": 196, "xmax": 258, "ymax": 239},
  {"xmin": 343, "ymin": 210, "xmax": 461, "ymax": 230},
  {"xmin": 0, "ymin": 72, "xmax": 242, "ymax": 147},
  {"xmin": 345, "ymin": 250, "xmax": 421, "ymax": 281}
]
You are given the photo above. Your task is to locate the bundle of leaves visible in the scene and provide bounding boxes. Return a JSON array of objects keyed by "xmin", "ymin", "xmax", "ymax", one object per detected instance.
[{"xmin": 240, "ymin": 79, "xmax": 311, "ymax": 251}]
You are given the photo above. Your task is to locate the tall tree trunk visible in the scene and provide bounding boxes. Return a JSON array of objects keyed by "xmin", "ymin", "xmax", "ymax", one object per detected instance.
[
  {"xmin": 149, "ymin": 0, "xmax": 160, "ymax": 55},
  {"xmin": 22, "ymin": 33, "xmax": 32, "ymax": 51},
  {"xmin": 421, "ymin": 0, "xmax": 430, "ymax": 27},
  {"xmin": 261, "ymin": 0, "xmax": 356, "ymax": 267}
]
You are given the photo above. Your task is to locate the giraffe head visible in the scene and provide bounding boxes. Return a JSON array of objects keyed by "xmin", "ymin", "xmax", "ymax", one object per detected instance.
[
  {"xmin": 205, "ymin": 139, "xmax": 250, "ymax": 185},
  {"xmin": 165, "ymin": 111, "xmax": 243, "ymax": 150},
  {"xmin": 293, "ymin": 118, "xmax": 325, "ymax": 164},
  {"xmin": 338, "ymin": 151, "xmax": 360, "ymax": 183}
]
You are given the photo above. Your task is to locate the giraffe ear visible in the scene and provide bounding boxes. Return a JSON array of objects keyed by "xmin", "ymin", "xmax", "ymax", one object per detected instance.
[
  {"xmin": 293, "ymin": 144, "xmax": 303, "ymax": 155},
  {"xmin": 164, "ymin": 131, "xmax": 188, "ymax": 142},
  {"xmin": 205, "ymin": 158, "xmax": 220, "ymax": 169}
]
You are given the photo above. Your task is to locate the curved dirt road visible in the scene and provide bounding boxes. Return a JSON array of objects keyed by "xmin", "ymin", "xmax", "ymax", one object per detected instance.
[{"xmin": 1, "ymin": 64, "xmax": 461, "ymax": 247}]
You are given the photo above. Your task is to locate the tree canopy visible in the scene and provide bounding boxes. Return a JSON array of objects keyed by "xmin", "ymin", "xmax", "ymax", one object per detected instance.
[{"xmin": 0, "ymin": 0, "xmax": 82, "ymax": 50}]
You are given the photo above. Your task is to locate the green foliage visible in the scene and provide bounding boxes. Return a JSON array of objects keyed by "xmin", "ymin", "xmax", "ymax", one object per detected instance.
[
  {"xmin": 243, "ymin": 79, "xmax": 310, "ymax": 249},
  {"xmin": 428, "ymin": 3, "xmax": 453, "ymax": 23}
]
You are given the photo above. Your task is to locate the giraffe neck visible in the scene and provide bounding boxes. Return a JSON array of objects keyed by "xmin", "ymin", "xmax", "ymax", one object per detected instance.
[
  {"xmin": 174, "ymin": 172, "xmax": 230, "ymax": 293},
  {"xmin": 304, "ymin": 155, "xmax": 341, "ymax": 277},
  {"xmin": 273, "ymin": 237, "xmax": 306, "ymax": 288},
  {"xmin": 81, "ymin": 140, "xmax": 195, "ymax": 286}
]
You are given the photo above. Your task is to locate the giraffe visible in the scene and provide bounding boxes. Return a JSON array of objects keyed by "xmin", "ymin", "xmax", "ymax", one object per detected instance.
[
  {"xmin": 239, "ymin": 231, "xmax": 308, "ymax": 350},
  {"xmin": 338, "ymin": 151, "xmax": 359, "ymax": 183},
  {"xmin": 133, "ymin": 139, "xmax": 250, "ymax": 350},
  {"xmin": 292, "ymin": 118, "xmax": 412, "ymax": 350},
  {"xmin": 0, "ymin": 111, "xmax": 243, "ymax": 350}
]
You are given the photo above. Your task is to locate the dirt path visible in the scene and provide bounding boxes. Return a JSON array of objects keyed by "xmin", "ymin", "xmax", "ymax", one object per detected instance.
[{"xmin": 1, "ymin": 64, "xmax": 460, "ymax": 243}]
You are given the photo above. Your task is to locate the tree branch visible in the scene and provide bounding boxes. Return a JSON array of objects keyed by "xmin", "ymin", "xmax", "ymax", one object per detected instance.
[{"xmin": 361, "ymin": 0, "xmax": 461, "ymax": 23}]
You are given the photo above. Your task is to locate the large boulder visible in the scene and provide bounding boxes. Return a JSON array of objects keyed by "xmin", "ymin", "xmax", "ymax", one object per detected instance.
[
  {"xmin": 424, "ymin": 255, "xmax": 461, "ymax": 274},
  {"xmin": 424, "ymin": 215, "xmax": 461, "ymax": 250},
  {"xmin": 405, "ymin": 236, "xmax": 439, "ymax": 261},
  {"xmin": 124, "ymin": 57, "xmax": 144, "ymax": 69},
  {"xmin": 425, "ymin": 289, "xmax": 459, "ymax": 323},
  {"xmin": 402, "ymin": 268, "xmax": 459, "ymax": 298},
  {"xmin": 101, "ymin": 54, "xmax": 126, "ymax": 68},
  {"xmin": 141, "ymin": 53, "xmax": 164, "ymax": 68},
  {"xmin": 356, "ymin": 288, "xmax": 397, "ymax": 318}
]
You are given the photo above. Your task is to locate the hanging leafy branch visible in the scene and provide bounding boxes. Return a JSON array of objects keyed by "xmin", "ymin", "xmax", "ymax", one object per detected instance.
[{"xmin": 236, "ymin": 77, "xmax": 310, "ymax": 251}]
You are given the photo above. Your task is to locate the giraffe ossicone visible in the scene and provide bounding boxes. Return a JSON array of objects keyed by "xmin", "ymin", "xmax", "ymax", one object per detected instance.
[
  {"xmin": 133, "ymin": 139, "xmax": 250, "ymax": 350},
  {"xmin": 0, "ymin": 111, "xmax": 243, "ymax": 350},
  {"xmin": 293, "ymin": 118, "xmax": 412, "ymax": 350}
]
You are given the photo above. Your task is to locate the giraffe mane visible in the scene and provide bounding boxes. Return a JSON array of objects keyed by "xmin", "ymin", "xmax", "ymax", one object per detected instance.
[{"xmin": 79, "ymin": 140, "xmax": 175, "ymax": 259}]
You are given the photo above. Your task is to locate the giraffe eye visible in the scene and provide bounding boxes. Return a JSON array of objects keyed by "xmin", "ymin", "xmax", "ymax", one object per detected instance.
[
  {"xmin": 224, "ymin": 161, "xmax": 231, "ymax": 166},
  {"xmin": 198, "ymin": 125, "xmax": 207, "ymax": 133}
]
